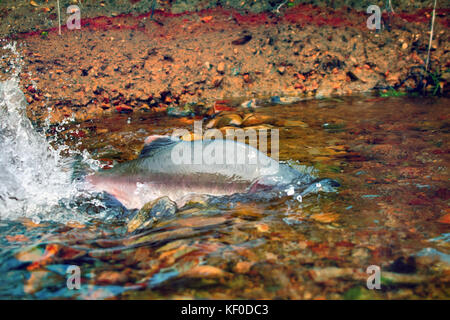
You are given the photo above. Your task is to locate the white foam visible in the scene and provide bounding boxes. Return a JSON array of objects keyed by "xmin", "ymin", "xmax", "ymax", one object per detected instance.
[{"xmin": 0, "ymin": 43, "xmax": 101, "ymax": 223}]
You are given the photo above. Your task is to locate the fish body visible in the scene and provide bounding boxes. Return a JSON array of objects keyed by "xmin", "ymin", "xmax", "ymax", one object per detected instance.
[{"xmin": 87, "ymin": 135, "xmax": 327, "ymax": 209}]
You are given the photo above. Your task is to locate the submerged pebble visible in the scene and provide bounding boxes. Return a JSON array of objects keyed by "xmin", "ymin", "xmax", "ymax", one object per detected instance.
[{"xmin": 127, "ymin": 197, "xmax": 177, "ymax": 233}]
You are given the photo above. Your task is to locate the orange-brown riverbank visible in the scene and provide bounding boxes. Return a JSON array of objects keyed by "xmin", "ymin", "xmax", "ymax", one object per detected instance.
[{"xmin": 0, "ymin": 5, "xmax": 448, "ymax": 123}]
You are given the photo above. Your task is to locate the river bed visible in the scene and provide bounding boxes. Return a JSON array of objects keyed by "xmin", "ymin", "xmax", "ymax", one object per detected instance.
[{"xmin": 0, "ymin": 89, "xmax": 448, "ymax": 299}]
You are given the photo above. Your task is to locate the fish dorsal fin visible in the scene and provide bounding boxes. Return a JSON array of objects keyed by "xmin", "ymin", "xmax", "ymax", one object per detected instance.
[{"xmin": 139, "ymin": 135, "xmax": 179, "ymax": 158}]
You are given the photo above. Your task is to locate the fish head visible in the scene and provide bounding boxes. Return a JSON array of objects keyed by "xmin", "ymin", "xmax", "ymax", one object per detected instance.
[{"xmin": 86, "ymin": 173, "xmax": 158, "ymax": 210}]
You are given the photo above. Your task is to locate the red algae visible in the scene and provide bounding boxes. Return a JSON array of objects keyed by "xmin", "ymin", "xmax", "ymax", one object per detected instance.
[{"xmin": 8, "ymin": 5, "xmax": 449, "ymax": 41}]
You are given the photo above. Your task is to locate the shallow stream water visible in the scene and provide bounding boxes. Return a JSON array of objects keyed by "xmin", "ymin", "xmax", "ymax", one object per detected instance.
[{"xmin": 0, "ymin": 77, "xmax": 449, "ymax": 299}]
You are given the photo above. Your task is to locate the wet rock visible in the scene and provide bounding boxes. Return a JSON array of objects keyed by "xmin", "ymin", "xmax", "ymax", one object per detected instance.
[
  {"xmin": 97, "ymin": 271, "xmax": 128, "ymax": 285},
  {"xmin": 167, "ymin": 105, "xmax": 194, "ymax": 118},
  {"xmin": 277, "ymin": 66, "xmax": 286, "ymax": 75},
  {"xmin": 386, "ymin": 72, "xmax": 401, "ymax": 85},
  {"xmin": 352, "ymin": 247, "xmax": 370, "ymax": 259},
  {"xmin": 279, "ymin": 119, "xmax": 308, "ymax": 128},
  {"xmin": 201, "ymin": 16, "xmax": 213, "ymax": 23},
  {"xmin": 178, "ymin": 194, "xmax": 209, "ymax": 210},
  {"xmin": 270, "ymin": 96, "xmax": 302, "ymax": 105},
  {"xmin": 129, "ymin": 227, "xmax": 199, "ymax": 247},
  {"xmin": 25, "ymin": 95, "xmax": 33, "ymax": 104},
  {"xmin": 180, "ymin": 132, "xmax": 203, "ymax": 141},
  {"xmin": 211, "ymin": 76, "xmax": 223, "ymax": 88},
  {"xmin": 116, "ymin": 104, "xmax": 133, "ymax": 114},
  {"xmin": 217, "ymin": 62, "xmax": 226, "ymax": 74},
  {"xmin": 234, "ymin": 261, "xmax": 254, "ymax": 274},
  {"xmin": 16, "ymin": 246, "xmax": 45, "ymax": 263},
  {"xmin": 438, "ymin": 214, "xmax": 450, "ymax": 224},
  {"xmin": 174, "ymin": 216, "xmax": 227, "ymax": 229},
  {"xmin": 242, "ymin": 114, "xmax": 274, "ymax": 127},
  {"xmin": 214, "ymin": 100, "xmax": 235, "ymax": 113},
  {"xmin": 127, "ymin": 197, "xmax": 177, "ymax": 233},
  {"xmin": 310, "ymin": 267, "xmax": 359, "ymax": 283},
  {"xmin": 316, "ymin": 80, "xmax": 335, "ymax": 98},
  {"xmin": 256, "ymin": 223, "xmax": 269, "ymax": 232},
  {"xmin": 265, "ymin": 252, "xmax": 277, "ymax": 263},
  {"xmin": 207, "ymin": 114, "xmax": 243, "ymax": 128},
  {"xmin": 416, "ymin": 248, "xmax": 450, "ymax": 264},
  {"xmin": 182, "ymin": 265, "xmax": 229, "ymax": 279},
  {"xmin": 322, "ymin": 122, "xmax": 346, "ymax": 132},
  {"xmin": 237, "ymin": 124, "xmax": 273, "ymax": 133},
  {"xmin": 241, "ymin": 99, "xmax": 258, "ymax": 109},
  {"xmin": 25, "ymin": 270, "xmax": 63, "ymax": 294},
  {"xmin": 310, "ymin": 212, "xmax": 340, "ymax": 223},
  {"xmin": 5, "ymin": 234, "xmax": 29, "ymax": 243},
  {"xmin": 232, "ymin": 35, "xmax": 252, "ymax": 46}
]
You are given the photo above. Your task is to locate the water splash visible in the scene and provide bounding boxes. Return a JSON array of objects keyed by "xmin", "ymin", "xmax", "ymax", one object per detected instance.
[{"xmin": 0, "ymin": 44, "xmax": 104, "ymax": 223}]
